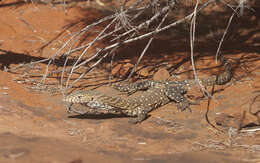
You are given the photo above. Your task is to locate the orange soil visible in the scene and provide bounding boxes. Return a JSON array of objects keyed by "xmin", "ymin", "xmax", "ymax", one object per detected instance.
[{"xmin": 0, "ymin": 1, "xmax": 259, "ymax": 162}]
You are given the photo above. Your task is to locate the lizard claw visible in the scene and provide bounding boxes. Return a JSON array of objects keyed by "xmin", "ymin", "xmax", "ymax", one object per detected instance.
[
  {"xmin": 128, "ymin": 110, "xmax": 148, "ymax": 124},
  {"xmin": 128, "ymin": 118, "xmax": 140, "ymax": 124},
  {"xmin": 66, "ymin": 103, "xmax": 73, "ymax": 113},
  {"xmin": 176, "ymin": 102, "xmax": 192, "ymax": 113}
]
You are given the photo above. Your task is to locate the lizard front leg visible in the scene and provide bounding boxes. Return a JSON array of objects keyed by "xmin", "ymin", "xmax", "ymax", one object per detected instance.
[
  {"xmin": 127, "ymin": 106, "xmax": 149, "ymax": 124},
  {"xmin": 164, "ymin": 85, "xmax": 192, "ymax": 112}
]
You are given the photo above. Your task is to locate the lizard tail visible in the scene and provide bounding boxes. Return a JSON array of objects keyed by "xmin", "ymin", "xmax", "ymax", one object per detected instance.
[
  {"xmin": 196, "ymin": 54, "xmax": 232, "ymax": 86},
  {"xmin": 215, "ymin": 54, "xmax": 232, "ymax": 85}
]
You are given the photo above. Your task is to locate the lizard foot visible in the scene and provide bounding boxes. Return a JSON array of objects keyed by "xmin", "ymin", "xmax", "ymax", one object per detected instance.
[
  {"xmin": 66, "ymin": 103, "xmax": 73, "ymax": 113},
  {"xmin": 176, "ymin": 101, "xmax": 192, "ymax": 113},
  {"xmin": 128, "ymin": 110, "xmax": 149, "ymax": 124}
]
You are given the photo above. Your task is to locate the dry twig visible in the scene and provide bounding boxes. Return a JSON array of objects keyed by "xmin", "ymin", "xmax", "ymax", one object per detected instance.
[{"xmin": 8, "ymin": 0, "xmax": 252, "ymax": 95}]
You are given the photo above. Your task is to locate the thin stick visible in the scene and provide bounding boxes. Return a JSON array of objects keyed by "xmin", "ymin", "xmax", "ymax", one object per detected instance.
[
  {"xmin": 127, "ymin": 11, "xmax": 170, "ymax": 80},
  {"xmin": 190, "ymin": 0, "xmax": 209, "ymax": 97},
  {"xmin": 215, "ymin": 0, "xmax": 243, "ymax": 62},
  {"xmin": 65, "ymin": 17, "xmax": 117, "ymax": 90},
  {"xmin": 41, "ymin": 14, "xmax": 116, "ymax": 82}
]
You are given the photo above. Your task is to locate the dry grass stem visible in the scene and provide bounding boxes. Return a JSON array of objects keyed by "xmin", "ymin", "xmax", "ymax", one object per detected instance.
[{"xmin": 7, "ymin": 0, "xmax": 253, "ymax": 96}]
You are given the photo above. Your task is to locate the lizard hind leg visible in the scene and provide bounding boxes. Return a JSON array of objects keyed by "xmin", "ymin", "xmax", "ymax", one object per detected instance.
[
  {"xmin": 113, "ymin": 80, "xmax": 153, "ymax": 95},
  {"xmin": 113, "ymin": 81, "xmax": 138, "ymax": 95}
]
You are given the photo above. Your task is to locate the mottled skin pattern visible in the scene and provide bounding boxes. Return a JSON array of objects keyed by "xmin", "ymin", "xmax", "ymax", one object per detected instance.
[
  {"xmin": 63, "ymin": 90, "xmax": 149, "ymax": 123},
  {"xmin": 63, "ymin": 84, "xmax": 188, "ymax": 123},
  {"xmin": 63, "ymin": 55, "xmax": 232, "ymax": 123}
]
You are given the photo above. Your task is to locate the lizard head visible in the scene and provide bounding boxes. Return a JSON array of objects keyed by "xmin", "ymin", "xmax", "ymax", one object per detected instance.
[{"xmin": 63, "ymin": 90, "xmax": 96, "ymax": 104}]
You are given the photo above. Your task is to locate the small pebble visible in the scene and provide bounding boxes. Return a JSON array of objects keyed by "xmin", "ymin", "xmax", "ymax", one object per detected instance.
[
  {"xmin": 137, "ymin": 142, "xmax": 147, "ymax": 145},
  {"xmin": 2, "ymin": 87, "xmax": 9, "ymax": 90}
]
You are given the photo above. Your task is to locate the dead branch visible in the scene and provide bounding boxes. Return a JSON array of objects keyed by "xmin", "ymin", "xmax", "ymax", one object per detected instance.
[{"xmin": 8, "ymin": 0, "xmax": 253, "ymax": 95}]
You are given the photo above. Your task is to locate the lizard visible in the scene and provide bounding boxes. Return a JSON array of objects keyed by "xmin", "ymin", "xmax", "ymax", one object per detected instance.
[
  {"xmin": 63, "ymin": 54, "xmax": 232, "ymax": 123},
  {"xmin": 63, "ymin": 84, "xmax": 188, "ymax": 123}
]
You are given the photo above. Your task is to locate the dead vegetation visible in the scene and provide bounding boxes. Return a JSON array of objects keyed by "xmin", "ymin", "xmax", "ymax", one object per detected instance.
[
  {"xmin": 0, "ymin": 0, "xmax": 260, "ymax": 158},
  {"xmin": 7, "ymin": 0, "xmax": 255, "ymax": 95}
]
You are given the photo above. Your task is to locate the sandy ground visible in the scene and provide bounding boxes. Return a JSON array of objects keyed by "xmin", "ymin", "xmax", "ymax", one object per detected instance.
[{"xmin": 0, "ymin": 1, "xmax": 260, "ymax": 163}]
